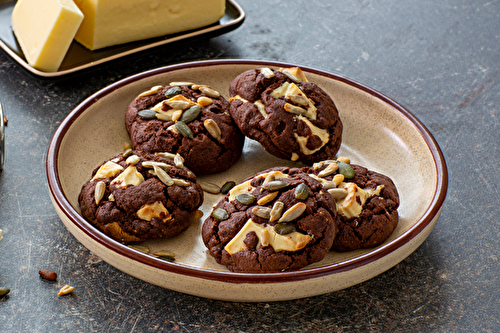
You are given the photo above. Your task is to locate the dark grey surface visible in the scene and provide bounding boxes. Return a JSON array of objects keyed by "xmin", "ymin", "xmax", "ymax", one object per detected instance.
[{"xmin": 0, "ymin": 0, "xmax": 499, "ymax": 332}]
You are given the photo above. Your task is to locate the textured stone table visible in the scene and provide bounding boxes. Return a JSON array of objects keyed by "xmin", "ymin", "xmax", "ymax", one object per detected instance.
[{"xmin": 0, "ymin": 0, "xmax": 499, "ymax": 332}]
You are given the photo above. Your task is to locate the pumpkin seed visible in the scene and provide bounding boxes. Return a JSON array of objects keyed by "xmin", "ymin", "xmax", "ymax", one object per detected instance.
[
  {"xmin": 180, "ymin": 105, "xmax": 201, "ymax": 123},
  {"xmin": 0, "ymin": 287, "xmax": 11, "ymax": 297},
  {"xmin": 252, "ymin": 206, "xmax": 271, "ymax": 219},
  {"xmin": 199, "ymin": 86, "xmax": 220, "ymax": 98},
  {"xmin": 257, "ymin": 191, "xmax": 279, "ymax": 205},
  {"xmin": 220, "ymin": 181, "xmax": 236, "ymax": 194},
  {"xmin": 125, "ymin": 154, "xmax": 140, "ymax": 165},
  {"xmin": 174, "ymin": 153, "xmax": 184, "ymax": 168},
  {"xmin": 236, "ymin": 193, "xmax": 256, "ymax": 205},
  {"xmin": 328, "ymin": 188, "xmax": 348, "ymax": 199},
  {"xmin": 175, "ymin": 121, "xmax": 193, "ymax": 139},
  {"xmin": 269, "ymin": 201, "xmax": 284, "ymax": 222},
  {"xmin": 278, "ymin": 202, "xmax": 307, "ymax": 223},
  {"xmin": 154, "ymin": 165, "xmax": 174, "ymax": 186},
  {"xmin": 318, "ymin": 162, "xmax": 339, "ymax": 178},
  {"xmin": 294, "ymin": 183, "xmax": 309, "ymax": 200},
  {"xmin": 197, "ymin": 96, "xmax": 213, "ymax": 106},
  {"xmin": 164, "ymin": 86, "xmax": 182, "ymax": 99},
  {"xmin": 138, "ymin": 109, "xmax": 157, "ymax": 119},
  {"xmin": 198, "ymin": 180, "xmax": 220, "ymax": 194},
  {"xmin": 274, "ymin": 223, "xmax": 296, "ymax": 235},
  {"xmin": 122, "ymin": 148, "xmax": 133, "ymax": 158},
  {"xmin": 158, "ymin": 255, "xmax": 176, "ymax": 262},
  {"xmin": 260, "ymin": 67, "xmax": 275, "ymax": 79},
  {"xmin": 337, "ymin": 161, "xmax": 355, "ymax": 179},
  {"xmin": 212, "ymin": 208, "xmax": 229, "ymax": 221},
  {"xmin": 204, "ymin": 119, "xmax": 221, "ymax": 141},
  {"xmin": 261, "ymin": 180, "xmax": 288, "ymax": 191},
  {"xmin": 94, "ymin": 181, "xmax": 106, "ymax": 205}
]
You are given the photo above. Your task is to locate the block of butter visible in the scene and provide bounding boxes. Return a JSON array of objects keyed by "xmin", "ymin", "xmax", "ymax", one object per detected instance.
[
  {"xmin": 73, "ymin": 0, "xmax": 226, "ymax": 50},
  {"xmin": 11, "ymin": 0, "xmax": 84, "ymax": 72}
]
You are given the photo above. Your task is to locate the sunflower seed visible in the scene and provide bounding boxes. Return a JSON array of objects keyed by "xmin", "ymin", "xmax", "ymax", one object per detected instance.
[
  {"xmin": 128, "ymin": 244, "xmax": 150, "ymax": 254},
  {"xmin": 154, "ymin": 165, "xmax": 174, "ymax": 186},
  {"xmin": 269, "ymin": 201, "xmax": 284, "ymax": 222},
  {"xmin": 0, "ymin": 287, "xmax": 10, "ymax": 297},
  {"xmin": 262, "ymin": 174, "xmax": 275, "ymax": 185},
  {"xmin": 332, "ymin": 174, "xmax": 345, "ymax": 186},
  {"xmin": 198, "ymin": 180, "xmax": 220, "ymax": 194},
  {"xmin": 175, "ymin": 121, "xmax": 194, "ymax": 139},
  {"xmin": 197, "ymin": 96, "xmax": 213, "ymax": 106},
  {"xmin": 328, "ymin": 188, "xmax": 348, "ymax": 199},
  {"xmin": 156, "ymin": 152, "xmax": 176, "ymax": 160},
  {"xmin": 260, "ymin": 67, "xmax": 275, "ymax": 79},
  {"xmin": 137, "ymin": 85, "xmax": 163, "ymax": 97},
  {"xmin": 173, "ymin": 153, "xmax": 184, "ymax": 169},
  {"xmin": 166, "ymin": 95, "xmax": 196, "ymax": 110},
  {"xmin": 317, "ymin": 162, "xmax": 339, "ymax": 178},
  {"xmin": 169, "ymin": 81, "xmax": 195, "ymax": 87},
  {"xmin": 337, "ymin": 156, "xmax": 350, "ymax": 164},
  {"xmin": 212, "ymin": 208, "xmax": 229, "ymax": 221},
  {"xmin": 199, "ymin": 86, "xmax": 220, "ymax": 98},
  {"xmin": 321, "ymin": 180, "xmax": 338, "ymax": 190},
  {"xmin": 125, "ymin": 154, "xmax": 140, "ymax": 165},
  {"xmin": 278, "ymin": 202, "xmax": 307, "ymax": 223},
  {"xmin": 284, "ymin": 103, "xmax": 307, "ymax": 115},
  {"xmin": 172, "ymin": 178, "xmax": 190, "ymax": 186},
  {"xmin": 155, "ymin": 111, "xmax": 174, "ymax": 121},
  {"xmin": 193, "ymin": 210, "xmax": 203, "ymax": 219},
  {"xmin": 252, "ymin": 206, "xmax": 271, "ymax": 219},
  {"xmin": 204, "ymin": 119, "xmax": 221, "ymax": 141},
  {"xmin": 172, "ymin": 110, "xmax": 183, "ymax": 122},
  {"xmin": 142, "ymin": 161, "xmax": 172, "ymax": 169},
  {"xmin": 180, "ymin": 105, "xmax": 201, "ymax": 123},
  {"xmin": 164, "ymin": 86, "xmax": 182, "ymax": 99},
  {"xmin": 58, "ymin": 285, "xmax": 75, "ymax": 296},
  {"xmin": 94, "ymin": 181, "xmax": 106, "ymax": 205},
  {"xmin": 257, "ymin": 191, "xmax": 279, "ymax": 205},
  {"xmin": 261, "ymin": 180, "xmax": 288, "ymax": 191},
  {"xmin": 152, "ymin": 250, "xmax": 175, "ymax": 258}
]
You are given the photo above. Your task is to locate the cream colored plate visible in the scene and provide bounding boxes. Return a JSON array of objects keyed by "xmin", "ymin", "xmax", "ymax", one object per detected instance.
[{"xmin": 46, "ymin": 60, "xmax": 448, "ymax": 302}]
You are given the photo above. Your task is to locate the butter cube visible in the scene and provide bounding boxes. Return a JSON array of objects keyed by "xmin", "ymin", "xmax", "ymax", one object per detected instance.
[
  {"xmin": 73, "ymin": 0, "xmax": 226, "ymax": 50},
  {"xmin": 11, "ymin": 0, "xmax": 84, "ymax": 72}
]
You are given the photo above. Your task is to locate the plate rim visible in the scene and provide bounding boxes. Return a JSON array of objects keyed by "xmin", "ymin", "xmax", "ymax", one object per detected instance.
[
  {"xmin": 46, "ymin": 59, "xmax": 448, "ymax": 284},
  {"xmin": 0, "ymin": 0, "xmax": 245, "ymax": 78}
]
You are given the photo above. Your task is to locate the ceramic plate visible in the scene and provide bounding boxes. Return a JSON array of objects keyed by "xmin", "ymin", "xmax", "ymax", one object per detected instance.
[
  {"xmin": 0, "ymin": 0, "xmax": 244, "ymax": 77},
  {"xmin": 46, "ymin": 60, "xmax": 448, "ymax": 302}
]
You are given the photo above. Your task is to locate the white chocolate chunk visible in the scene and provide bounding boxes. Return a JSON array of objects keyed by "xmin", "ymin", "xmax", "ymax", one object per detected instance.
[
  {"xmin": 224, "ymin": 219, "xmax": 311, "ymax": 255},
  {"xmin": 137, "ymin": 201, "xmax": 171, "ymax": 222},
  {"xmin": 254, "ymin": 100, "xmax": 268, "ymax": 118},
  {"xmin": 293, "ymin": 115, "xmax": 330, "ymax": 155},
  {"xmin": 92, "ymin": 161, "xmax": 124, "ymax": 180},
  {"xmin": 111, "ymin": 165, "xmax": 144, "ymax": 188},
  {"xmin": 335, "ymin": 182, "xmax": 385, "ymax": 218},
  {"xmin": 281, "ymin": 67, "xmax": 309, "ymax": 82}
]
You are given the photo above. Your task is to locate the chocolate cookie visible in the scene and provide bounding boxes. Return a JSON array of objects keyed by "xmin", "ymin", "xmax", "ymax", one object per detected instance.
[
  {"xmin": 125, "ymin": 83, "xmax": 244, "ymax": 175},
  {"xmin": 228, "ymin": 67, "xmax": 343, "ymax": 164},
  {"xmin": 202, "ymin": 166, "xmax": 338, "ymax": 273},
  {"xmin": 78, "ymin": 150, "xmax": 203, "ymax": 244},
  {"xmin": 306, "ymin": 157, "xmax": 399, "ymax": 252}
]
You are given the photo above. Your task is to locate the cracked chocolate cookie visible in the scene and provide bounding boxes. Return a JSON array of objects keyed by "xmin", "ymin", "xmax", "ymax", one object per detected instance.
[
  {"xmin": 78, "ymin": 149, "xmax": 203, "ymax": 244},
  {"xmin": 125, "ymin": 83, "xmax": 244, "ymax": 175},
  {"xmin": 228, "ymin": 67, "xmax": 343, "ymax": 164},
  {"xmin": 306, "ymin": 157, "xmax": 400, "ymax": 252},
  {"xmin": 201, "ymin": 166, "xmax": 338, "ymax": 273}
]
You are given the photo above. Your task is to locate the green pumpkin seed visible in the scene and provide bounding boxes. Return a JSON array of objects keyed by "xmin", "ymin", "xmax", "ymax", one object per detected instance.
[
  {"xmin": 236, "ymin": 193, "xmax": 256, "ymax": 205},
  {"xmin": 175, "ymin": 121, "xmax": 193, "ymax": 139},
  {"xmin": 165, "ymin": 86, "xmax": 182, "ymax": 99},
  {"xmin": 294, "ymin": 183, "xmax": 309, "ymax": 200},
  {"xmin": 0, "ymin": 287, "xmax": 10, "ymax": 297},
  {"xmin": 337, "ymin": 161, "xmax": 355, "ymax": 179},
  {"xmin": 122, "ymin": 148, "xmax": 133, "ymax": 158},
  {"xmin": 274, "ymin": 223, "xmax": 296, "ymax": 235},
  {"xmin": 261, "ymin": 180, "xmax": 288, "ymax": 191},
  {"xmin": 138, "ymin": 109, "xmax": 157, "ymax": 119},
  {"xmin": 180, "ymin": 105, "xmax": 201, "ymax": 123},
  {"xmin": 158, "ymin": 255, "xmax": 175, "ymax": 262},
  {"xmin": 212, "ymin": 208, "xmax": 229, "ymax": 221},
  {"xmin": 220, "ymin": 181, "xmax": 236, "ymax": 194}
]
